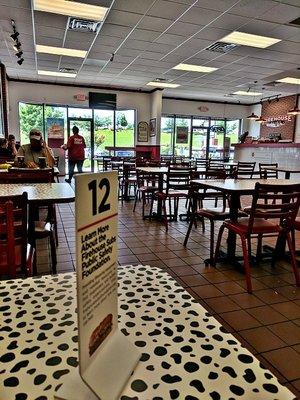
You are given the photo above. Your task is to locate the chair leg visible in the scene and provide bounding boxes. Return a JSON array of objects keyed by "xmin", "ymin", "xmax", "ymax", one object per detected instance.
[
  {"xmin": 247, "ymin": 236, "xmax": 252, "ymax": 260},
  {"xmin": 162, "ymin": 200, "xmax": 168, "ymax": 231},
  {"xmin": 49, "ymin": 232, "xmax": 57, "ymax": 274},
  {"xmin": 133, "ymin": 190, "xmax": 138, "ymax": 212},
  {"xmin": 241, "ymin": 235, "xmax": 252, "ymax": 294},
  {"xmin": 209, "ymin": 219, "xmax": 215, "ymax": 263},
  {"xmin": 256, "ymin": 234, "xmax": 263, "ymax": 263},
  {"xmin": 184, "ymin": 213, "xmax": 195, "ymax": 246},
  {"xmin": 212, "ymin": 223, "xmax": 225, "ymax": 267},
  {"xmin": 286, "ymin": 232, "xmax": 300, "ymax": 287},
  {"xmin": 142, "ymin": 193, "xmax": 146, "ymax": 218}
]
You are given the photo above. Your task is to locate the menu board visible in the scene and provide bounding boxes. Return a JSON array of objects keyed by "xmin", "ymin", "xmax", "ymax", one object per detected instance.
[{"xmin": 56, "ymin": 171, "xmax": 139, "ymax": 400}]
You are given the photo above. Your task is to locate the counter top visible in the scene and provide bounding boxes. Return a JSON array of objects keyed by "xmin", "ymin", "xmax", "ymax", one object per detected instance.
[{"xmin": 232, "ymin": 142, "xmax": 300, "ymax": 148}]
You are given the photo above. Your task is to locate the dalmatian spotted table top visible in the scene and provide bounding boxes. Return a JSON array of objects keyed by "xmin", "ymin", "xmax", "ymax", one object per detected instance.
[
  {"xmin": 0, "ymin": 183, "xmax": 75, "ymax": 204},
  {"xmin": 0, "ymin": 266, "xmax": 295, "ymax": 400}
]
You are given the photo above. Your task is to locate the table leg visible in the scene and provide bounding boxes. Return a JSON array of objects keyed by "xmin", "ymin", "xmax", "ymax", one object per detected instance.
[
  {"xmin": 226, "ymin": 193, "xmax": 240, "ymax": 261},
  {"xmin": 156, "ymin": 174, "xmax": 164, "ymax": 218}
]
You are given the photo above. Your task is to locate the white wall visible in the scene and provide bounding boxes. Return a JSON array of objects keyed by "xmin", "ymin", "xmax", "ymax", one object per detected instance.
[
  {"xmin": 162, "ymin": 98, "xmax": 251, "ymax": 119},
  {"xmin": 247, "ymin": 103, "xmax": 262, "ymax": 138},
  {"xmin": 8, "ymin": 81, "xmax": 151, "ymax": 141}
]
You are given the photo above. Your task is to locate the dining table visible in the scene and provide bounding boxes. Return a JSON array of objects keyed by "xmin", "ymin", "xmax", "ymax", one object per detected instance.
[
  {"xmin": 265, "ymin": 166, "xmax": 300, "ymax": 179},
  {"xmin": 0, "ymin": 182, "xmax": 75, "ymax": 205},
  {"xmin": 136, "ymin": 166, "xmax": 168, "ymax": 217},
  {"xmin": 190, "ymin": 178, "xmax": 299, "ymax": 264},
  {"xmin": 0, "ymin": 265, "xmax": 295, "ymax": 400}
]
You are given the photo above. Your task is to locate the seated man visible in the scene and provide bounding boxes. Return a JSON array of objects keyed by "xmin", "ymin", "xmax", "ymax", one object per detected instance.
[{"xmin": 15, "ymin": 129, "xmax": 55, "ymax": 168}]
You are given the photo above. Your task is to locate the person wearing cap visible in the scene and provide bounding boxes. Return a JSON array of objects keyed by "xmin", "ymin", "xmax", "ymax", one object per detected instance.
[{"xmin": 15, "ymin": 129, "xmax": 55, "ymax": 168}]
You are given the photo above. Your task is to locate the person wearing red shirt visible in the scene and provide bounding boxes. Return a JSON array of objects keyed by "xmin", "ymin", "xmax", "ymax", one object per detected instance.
[{"xmin": 63, "ymin": 126, "xmax": 86, "ymax": 183}]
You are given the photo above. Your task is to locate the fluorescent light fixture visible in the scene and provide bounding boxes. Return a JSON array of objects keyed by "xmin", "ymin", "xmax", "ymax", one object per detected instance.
[
  {"xmin": 38, "ymin": 70, "xmax": 77, "ymax": 78},
  {"xmin": 173, "ymin": 63, "xmax": 218, "ymax": 73},
  {"xmin": 233, "ymin": 90, "xmax": 262, "ymax": 96},
  {"xmin": 147, "ymin": 81, "xmax": 180, "ymax": 88},
  {"xmin": 276, "ymin": 77, "xmax": 300, "ymax": 85},
  {"xmin": 220, "ymin": 31, "xmax": 281, "ymax": 48},
  {"xmin": 36, "ymin": 44, "xmax": 87, "ymax": 58},
  {"xmin": 33, "ymin": 0, "xmax": 109, "ymax": 21}
]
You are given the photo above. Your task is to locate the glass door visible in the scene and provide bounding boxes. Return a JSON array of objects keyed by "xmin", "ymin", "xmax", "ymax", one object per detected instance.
[
  {"xmin": 209, "ymin": 120, "xmax": 225, "ymax": 159},
  {"xmin": 67, "ymin": 118, "xmax": 94, "ymax": 171},
  {"xmin": 191, "ymin": 118, "xmax": 209, "ymax": 159}
]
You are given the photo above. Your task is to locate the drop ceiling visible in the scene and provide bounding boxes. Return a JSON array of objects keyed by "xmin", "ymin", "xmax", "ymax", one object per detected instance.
[{"xmin": 0, "ymin": 0, "xmax": 299, "ymax": 104}]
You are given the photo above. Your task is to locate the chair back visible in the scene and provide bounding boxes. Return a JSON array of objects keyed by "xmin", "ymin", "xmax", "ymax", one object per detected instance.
[
  {"xmin": 259, "ymin": 163, "xmax": 278, "ymax": 179},
  {"xmin": 136, "ymin": 169, "xmax": 158, "ymax": 189},
  {"xmin": 0, "ymin": 168, "xmax": 55, "ymax": 183},
  {"xmin": 208, "ymin": 160, "xmax": 224, "ymax": 169},
  {"xmin": 247, "ymin": 182, "xmax": 300, "ymax": 233},
  {"xmin": 196, "ymin": 158, "xmax": 208, "ymax": 170},
  {"xmin": 0, "ymin": 193, "xmax": 28, "ymax": 278},
  {"xmin": 166, "ymin": 165, "xmax": 193, "ymax": 194},
  {"xmin": 234, "ymin": 161, "xmax": 256, "ymax": 178}
]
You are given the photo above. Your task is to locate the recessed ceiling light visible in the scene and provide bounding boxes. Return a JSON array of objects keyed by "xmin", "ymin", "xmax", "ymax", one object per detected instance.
[
  {"xmin": 33, "ymin": 0, "xmax": 109, "ymax": 21},
  {"xmin": 220, "ymin": 31, "xmax": 281, "ymax": 48},
  {"xmin": 38, "ymin": 70, "xmax": 77, "ymax": 78},
  {"xmin": 173, "ymin": 63, "xmax": 218, "ymax": 73},
  {"xmin": 233, "ymin": 90, "xmax": 262, "ymax": 96},
  {"xmin": 276, "ymin": 77, "xmax": 300, "ymax": 85},
  {"xmin": 147, "ymin": 81, "xmax": 180, "ymax": 88},
  {"xmin": 36, "ymin": 44, "xmax": 87, "ymax": 58}
]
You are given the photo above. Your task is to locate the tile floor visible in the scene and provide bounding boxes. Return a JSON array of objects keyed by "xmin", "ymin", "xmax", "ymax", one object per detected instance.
[{"xmin": 35, "ymin": 193, "xmax": 300, "ymax": 398}]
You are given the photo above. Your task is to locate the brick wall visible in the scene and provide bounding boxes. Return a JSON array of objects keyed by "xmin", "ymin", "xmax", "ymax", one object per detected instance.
[{"xmin": 260, "ymin": 94, "xmax": 296, "ymax": 141}]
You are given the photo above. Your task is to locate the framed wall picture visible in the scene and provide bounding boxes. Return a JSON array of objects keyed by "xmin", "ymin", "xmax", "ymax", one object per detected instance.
[
  {"xmin": 149, "ymin": 118, "xmax": 156, "ymax": 137},
  {"xmin": 137, "ymin": 121, "xmax": 149, "ymax": 142}
]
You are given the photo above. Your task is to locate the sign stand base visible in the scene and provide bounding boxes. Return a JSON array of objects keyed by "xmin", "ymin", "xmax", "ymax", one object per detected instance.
[{"xmin": 55, "ymin": 330, "xmax": 140, "ymax": 400}]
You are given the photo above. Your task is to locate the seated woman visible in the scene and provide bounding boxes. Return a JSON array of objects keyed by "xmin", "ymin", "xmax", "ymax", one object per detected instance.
[
  {"xmin": 0, "ymin": 138, "xmax": 12, "ymax": 158},
  {"xmin": 15, "ymin": 129, "xmax": 55, "ymax": 168}
]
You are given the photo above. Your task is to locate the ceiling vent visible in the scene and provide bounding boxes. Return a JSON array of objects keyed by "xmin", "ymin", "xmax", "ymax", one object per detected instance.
[
  {"xmin": 68, "ymin": 18, "xmax": 101, "ymax": 33},
  {"xmin": 59, "ymin": 67, "xmax": 77, "ymax": 74},
  {"xmin": 153, "ymin": 77, "xmax": 167, "ymax": 82},
  {"xmin": 205, "ymin": 42, "xmax": 238, "ymax": 53},
  {"xmin": 288, "ymin": 17, "xmax": 300, "ymax": 27}
]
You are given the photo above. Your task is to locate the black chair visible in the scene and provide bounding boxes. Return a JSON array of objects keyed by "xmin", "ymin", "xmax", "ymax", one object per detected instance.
[
  {"xmin": 133, "ymin": 169, "xmax": 158, "ymax": 218},
  {"xmin": 259, "ymin": 163, "xmax": 278, "ymax": 179},
  {"xmin": 234, "ymin": 161, "xmax": 256, "ymax": 178}
]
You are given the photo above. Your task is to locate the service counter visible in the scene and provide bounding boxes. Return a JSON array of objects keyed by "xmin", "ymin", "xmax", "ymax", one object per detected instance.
[{"xmin": 233, "ymin": 143, "xmax": 300, "ymax": 179}]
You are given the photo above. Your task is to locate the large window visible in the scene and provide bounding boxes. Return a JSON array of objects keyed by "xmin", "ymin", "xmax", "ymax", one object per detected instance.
[
  {"xmin": 19, "ymin": 102, "xmax": 44, "ymax": 144},
  {"xmin": 161, "ymin": 116, "xmax": 174, "ymax": 155},
  {"xmin": 162, "ymin": 114, "xmax": 241, "ymax": 158},
  {"xmin": 18, "ymin": 103, "xmax": 136, "ymax": 155},
  {"xmin": 115, "ymin": 110, "xmax": 135, "ymax": 156}
]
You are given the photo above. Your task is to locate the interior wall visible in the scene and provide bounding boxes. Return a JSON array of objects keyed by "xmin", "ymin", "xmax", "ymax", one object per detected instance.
[
  {"xmin": 162, "ymin": 98, "xmax": 251, "ymax": 119},
  {"xmin": 8, "ymin": 81, "xmax": 151, "ymax": 141}
]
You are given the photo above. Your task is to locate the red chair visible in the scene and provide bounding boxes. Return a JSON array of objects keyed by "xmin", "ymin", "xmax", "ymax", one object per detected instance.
[
  {"xmin": 150, "ymin": 165, "xmax": 193, "ymax": 230},
  {"xmin": 133, "ymin": 169, "xmax": 158, "ymax": 218},
  {"xmin": 0, "ymin": 193, "xmax": 34, "ymax": 278},
  {"xmin": 213, "ymin": 182, "xmax": 300, "ymax": 293}
]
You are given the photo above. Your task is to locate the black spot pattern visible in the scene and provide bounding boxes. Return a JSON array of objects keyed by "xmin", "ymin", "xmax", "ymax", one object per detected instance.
[{"xmin": 0, "ymin": 268, "xmax": 291, "ymax": 400}]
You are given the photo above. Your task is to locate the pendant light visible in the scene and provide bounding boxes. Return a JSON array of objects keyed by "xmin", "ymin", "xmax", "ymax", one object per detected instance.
[
  {"xmin": 247, "ymin": 89, "xmax": 259, "ymax": 119},
  {"xmin": 287, "ymin": 106, "xmax": 300, "ymax": 115},
  {"xmin": 247, "ymin": 112, "xmax": 259, "ymax": 120},
  {"xmin": 255, "ymin": 116, "xmax": 266, "ymax": 124},
  {"xmin": 255, "ymin": 99, "xmax": 266, "ymax": 124}
]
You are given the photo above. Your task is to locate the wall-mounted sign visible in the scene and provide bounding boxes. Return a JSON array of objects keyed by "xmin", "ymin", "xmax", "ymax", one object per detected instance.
[
  {"xmin": 56, "ymin": 171, "xmax": 139, "ymax": 400},
  {"xmin": 137, "ymin": 121, "xmax": 149, "ymax": 142},
  {"xmin": 46, "ymin": 117, "xmax": 64, "ymax": 139},
  {"xmin": 198, "ymin": 106, "xmax": 209, "ymax": 112},
  {"xmin": 176, "ymin": 126, "xmax": 189, "ymax": 144},
  {"xmin": 74, "ymin": 94, "xmax": 88, "ymax": 101},
  {"xmin": 260, "ymin": 95, "xmax": 296, "ymax": 141},
  {"xmin": 149, "ymin": 118, "xmax": 156, "ymax": 137}
]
